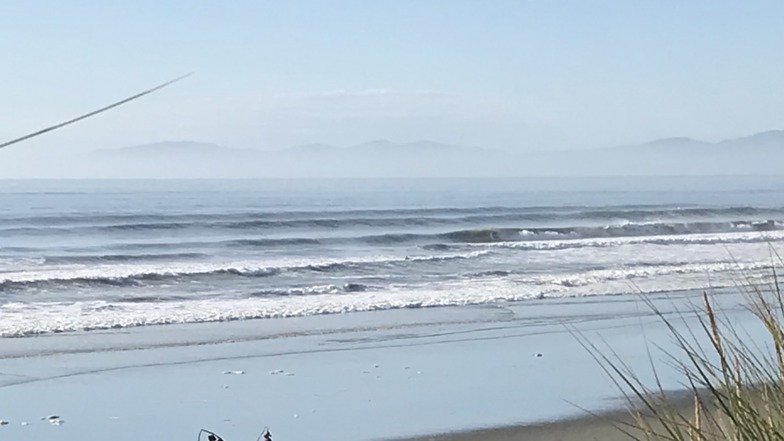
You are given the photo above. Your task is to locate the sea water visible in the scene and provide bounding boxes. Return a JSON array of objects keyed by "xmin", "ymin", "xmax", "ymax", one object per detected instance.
[{"xmin": 2, "ymin": 176, "xmax": 784, "ymax": 337}]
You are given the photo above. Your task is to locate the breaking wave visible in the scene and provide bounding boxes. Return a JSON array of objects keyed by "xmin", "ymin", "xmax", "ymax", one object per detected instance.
[
  {"xmin": 441, "ymin": 220, "xmax": 781, "ymax": 243},
  {"xmin": 0, "ymin": 251, "xmax": 491, "ymax": 292}
]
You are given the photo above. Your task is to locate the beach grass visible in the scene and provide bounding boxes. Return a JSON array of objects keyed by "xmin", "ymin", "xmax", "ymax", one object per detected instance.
[{"xmin": 579, "ymin": 257, "xmax": 784, "ymax": 441}]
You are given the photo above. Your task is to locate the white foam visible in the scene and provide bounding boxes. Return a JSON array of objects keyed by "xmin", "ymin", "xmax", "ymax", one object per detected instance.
[
  {"xmin": 0, "ymin": 250, "xmax": 490, "ymax": 284},
  {"xmin": 486, "ymin": 230, "xmax": 784, "ymax": 251},
  {"xmin": 0, "ymin": 260, "xmax": 772, "ymax": 337}
]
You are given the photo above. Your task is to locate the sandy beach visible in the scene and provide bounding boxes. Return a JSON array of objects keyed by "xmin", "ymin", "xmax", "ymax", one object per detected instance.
[
  {"xmin": 0, "ymin": 288, "xmax": 758, "ymax": 441},
  {"xmin": 405, "ymin": 410, "xmax": 641, "ymax": 441},
  {"xmin": 402, "ymin": 390, "xmax": 704, "ymax": 441}
]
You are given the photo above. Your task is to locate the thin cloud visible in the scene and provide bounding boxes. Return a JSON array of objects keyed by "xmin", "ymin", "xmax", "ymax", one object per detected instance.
[{"xmin": 309, "ymin": 89, "xmax": 453, "ymax": 101}]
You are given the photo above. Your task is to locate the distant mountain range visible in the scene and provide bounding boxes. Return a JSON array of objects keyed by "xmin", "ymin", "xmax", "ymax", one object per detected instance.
[
  {"xmin": 6, "ymin": 130, "xmax": 784, "ymax": 178},
  {"xmin": 570, "ymin": 130, "xmax": 784, "ymax": 176}
]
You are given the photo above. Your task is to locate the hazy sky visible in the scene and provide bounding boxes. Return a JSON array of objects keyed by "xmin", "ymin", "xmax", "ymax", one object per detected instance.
[{"xmin": 2, "ymin": 1, "xmax": 783, "ymax": 155}]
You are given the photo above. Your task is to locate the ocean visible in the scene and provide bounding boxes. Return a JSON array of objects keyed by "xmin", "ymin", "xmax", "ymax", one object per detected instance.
[{"xmin": 2, "ymin": 176, "xmax": 784, "ymax": 338}]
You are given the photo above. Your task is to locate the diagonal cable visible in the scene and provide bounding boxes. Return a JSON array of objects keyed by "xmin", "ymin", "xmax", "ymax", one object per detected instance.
[{"xmin": 0, "ymin": 72, "xmax": 193, "ymax": 150}]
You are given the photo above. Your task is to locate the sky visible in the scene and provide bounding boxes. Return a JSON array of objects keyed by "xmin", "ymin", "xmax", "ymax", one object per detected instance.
[{"xmin": 1, "ymin": 0, "xmax": 784, "ymax": 158}]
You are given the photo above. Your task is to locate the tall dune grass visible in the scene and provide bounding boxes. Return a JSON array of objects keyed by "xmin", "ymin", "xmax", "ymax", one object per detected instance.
[{"xmin": 580, "ymin": 262, "xmax": 784, "ymax": 441}]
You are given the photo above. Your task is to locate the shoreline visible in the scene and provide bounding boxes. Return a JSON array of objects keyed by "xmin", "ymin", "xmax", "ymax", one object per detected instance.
[{"xmin": 0, "ymin": 286, "xmax": 735, "ymax": 360}]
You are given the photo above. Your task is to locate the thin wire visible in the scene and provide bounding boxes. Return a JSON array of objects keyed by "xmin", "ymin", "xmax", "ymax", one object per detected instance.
[{"xmin": 0, "ymin": 73, "xmax": 193, "ymax": 150}]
